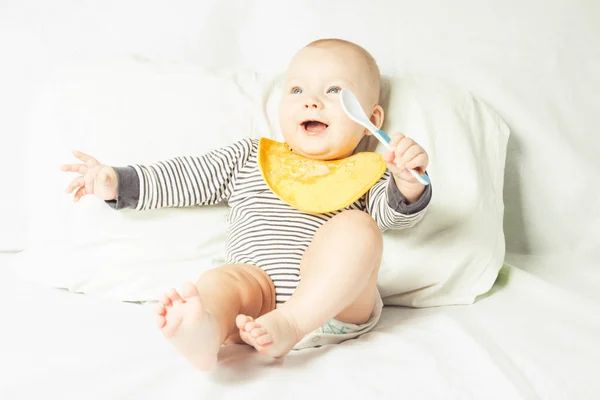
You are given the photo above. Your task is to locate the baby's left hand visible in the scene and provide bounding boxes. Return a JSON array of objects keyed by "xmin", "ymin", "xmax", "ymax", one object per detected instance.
[{"xmin": 383, "ymin": 133, "xmax": 429, "ymax": 184}]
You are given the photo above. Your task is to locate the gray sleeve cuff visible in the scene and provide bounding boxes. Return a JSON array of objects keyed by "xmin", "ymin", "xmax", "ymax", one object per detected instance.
[
  {"xmin": 104, "ymin": 166, "xmax": 140, "ymax": 210},
  {"xmin": 386, "ymin": 174, "xmax": 432, "ymax": 215}
]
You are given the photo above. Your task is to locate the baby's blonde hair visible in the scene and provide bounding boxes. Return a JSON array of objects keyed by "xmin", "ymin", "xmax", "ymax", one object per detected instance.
[{"xmin": 305, "ymin": 38, "xmax": 381, "ymax": 103}]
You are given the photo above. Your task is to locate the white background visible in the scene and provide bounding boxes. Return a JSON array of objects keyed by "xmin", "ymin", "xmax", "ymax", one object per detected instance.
[{"xmin": 1, "ymin": 0, "xmax": 599, "ymax": 258}]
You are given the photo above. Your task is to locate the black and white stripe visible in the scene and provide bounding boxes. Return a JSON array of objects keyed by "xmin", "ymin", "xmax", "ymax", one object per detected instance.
[{"xmin": 131, "ymin": 138, "xmax": 426, "ymax": 306}]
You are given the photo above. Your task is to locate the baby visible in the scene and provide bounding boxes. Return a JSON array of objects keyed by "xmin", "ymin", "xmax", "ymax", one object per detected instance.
[{"xmin": 62, "ymin": 38, "xmax": 432, "ymax": 371}]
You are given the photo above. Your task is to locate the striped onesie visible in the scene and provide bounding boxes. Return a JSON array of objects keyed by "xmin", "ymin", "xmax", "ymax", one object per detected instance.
[{"xmin": 107, "ymin": 138, "xmax": 432, "ymax": 306}]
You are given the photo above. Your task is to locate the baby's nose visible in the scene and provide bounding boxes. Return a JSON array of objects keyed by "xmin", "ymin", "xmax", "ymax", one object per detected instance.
[{"xmin": 304, "ymin": 97, "xmax": 324, "ymax": 110}]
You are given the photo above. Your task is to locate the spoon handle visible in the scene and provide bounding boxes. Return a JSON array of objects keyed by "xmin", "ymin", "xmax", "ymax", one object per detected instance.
[{"xmin": 374, "ymin": 129, "xmax": 392, "ymax": 145}]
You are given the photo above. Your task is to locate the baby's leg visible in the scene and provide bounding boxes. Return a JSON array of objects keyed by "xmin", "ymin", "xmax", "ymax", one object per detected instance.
[
  {"xmin": 155, "ymin": 264, "xmax": 275, "ymax": 370},
  {"xmin": 238, "ymin": 210, "xmax": 382, "ymax": 358}
]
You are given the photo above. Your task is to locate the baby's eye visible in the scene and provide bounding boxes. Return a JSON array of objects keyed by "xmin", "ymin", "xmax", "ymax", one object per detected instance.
[
  {"xmin": 291, "ymin": 87, "xmax": 303, "ymax": 94},
  {"xmin": 327, "ymin": 86, "xmax": 341, "ymax": 94}
]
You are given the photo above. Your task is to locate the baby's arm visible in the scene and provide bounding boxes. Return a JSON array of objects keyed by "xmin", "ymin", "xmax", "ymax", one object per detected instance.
[
  {"xmin": 364, "ymin": 131, "xmax": 432, "ymax": 230},
  {"xmin": 108, "ymin": 138, "xmax": 254, "ymax": 211},
  {"xmin": 62, "ymin": 138, "xmax": 255, "ymax": 210},
  {"xmin": 366, "ymin": 171, "xmax": 432, "ymax": 231}
]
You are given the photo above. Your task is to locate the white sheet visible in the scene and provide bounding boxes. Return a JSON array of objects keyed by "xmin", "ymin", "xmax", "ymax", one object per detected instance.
[{"xmin": 2, "ymin": 252, "xmax": 599, "ymax": 399}]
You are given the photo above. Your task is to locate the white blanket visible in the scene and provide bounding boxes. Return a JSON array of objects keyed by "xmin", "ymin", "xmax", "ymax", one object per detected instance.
[{"xmin": 1, "ymin": 253, "xmax": 599, "ymax": 399}]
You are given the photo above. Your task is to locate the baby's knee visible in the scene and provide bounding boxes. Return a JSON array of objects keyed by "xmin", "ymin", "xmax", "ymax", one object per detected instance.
[
  {"xmin": 200, "ymin": 264, "xmax": 263, "ymax": 287},
  {"xmin": 202, "ymin": 264, "xmax": 274, "ymax": 294},
  {"xmin": 335, "ymin": 210, "xmax": 379, "ymax": 231},
  {"xmin": 331, "ymin": 210, "xmax": 382, "ymax": 246}
]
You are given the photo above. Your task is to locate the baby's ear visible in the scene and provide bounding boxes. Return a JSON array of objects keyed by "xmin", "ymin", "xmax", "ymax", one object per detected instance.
[{"xmin": 369, "ymin": 105, "xmax": 384, "ymax": 129}]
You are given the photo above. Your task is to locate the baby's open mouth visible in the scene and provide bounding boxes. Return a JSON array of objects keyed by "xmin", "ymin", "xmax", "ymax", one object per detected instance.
[{"xmin": 301, "ymin": 120, "xmax": 329, "ymax": 134}]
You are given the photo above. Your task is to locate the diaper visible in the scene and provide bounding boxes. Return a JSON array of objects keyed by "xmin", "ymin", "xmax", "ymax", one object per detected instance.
[{"xmin": 293, "ymin": 288, "xmax": 383, "ymax": 350}]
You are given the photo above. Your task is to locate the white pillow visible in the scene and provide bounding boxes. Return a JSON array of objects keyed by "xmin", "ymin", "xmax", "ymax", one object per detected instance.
[
  {"xmin": 376, "ymin": 77, "xmax": 508, "ymax": 306},
  {"xmin": 12, "ymin": 60, "xmax": 508, "ymax": 306}
]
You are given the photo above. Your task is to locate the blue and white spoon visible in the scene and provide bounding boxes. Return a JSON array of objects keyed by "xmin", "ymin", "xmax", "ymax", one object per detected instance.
[{"xmin": 340, "ymin": 88, "xmax": 430, "ymax": 185}]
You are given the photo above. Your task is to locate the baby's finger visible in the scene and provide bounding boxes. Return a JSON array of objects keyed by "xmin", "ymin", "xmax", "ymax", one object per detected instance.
[
  {"xmin": 73, "ymin": 186, "xmax": 87, "ymax": 202},
  {"xmin": 389, "ymin": 133, "xmax": 405, "ymax": 147},
  {"xmin": 65, "ymin": 176, "xmax": 84, "ymax": 194},
  {"xmin": 383, "ymin": 148, "xmax": 396, "ymax": 163},
  {"xmin": 399, "ymin": 144, "xmax": 423, "ymax": 166},
  {"xmin": 406, "ymin": 153, "xmax": 429, "ymax": 172},
  {"xmin": 72, "ymin": 150, "xmax": 99, "ymax": 166},
  {"xmin": 84, "ymin": 173, "xmax": 95, "ymax": 197},
  {"xmin": 394, "ymin": 138, "xmax": 415, "ymax": 165},
  {"xmin": 61, "ymin": 163, "xmax": 87, "ymax": 174}
]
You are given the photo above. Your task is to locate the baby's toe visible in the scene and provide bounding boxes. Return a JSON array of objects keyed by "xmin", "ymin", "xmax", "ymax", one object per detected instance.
[
  {"xmin": 167, "ymin": 288, "xmax": 183, "ymax": 303},
  {"xmin": 155, "ymin": 303, "xmax": 166, "ymax": 315},
  {"xmin": 244, "ymin": 321, "xmax": 260, "ymax": 333},
  {"xmin": 156, "ymin": 314, "xmax": 166, "ymax": 329},
  {"xmin": 239, "ymin": 330, "xmax": 254, "ymax": 346},
  {"xmin": 160, "ymin": 294, "xmax": 172, "ymax": 307},
  {"xmin": 235, "ymin": 314, "xmax": 253, "ymax": 330},
  {"xmin": 256, "ymin": 333, "xmax": 273, "ymax": 346},
  {"xmin": 250, "ymin": 326, "xmax": 267, "ymax": 338}
]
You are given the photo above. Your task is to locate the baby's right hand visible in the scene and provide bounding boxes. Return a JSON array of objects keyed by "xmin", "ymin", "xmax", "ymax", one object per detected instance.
[{"xmin": 61, "ymin": 150, "xmax": 118, "ymax": 202}]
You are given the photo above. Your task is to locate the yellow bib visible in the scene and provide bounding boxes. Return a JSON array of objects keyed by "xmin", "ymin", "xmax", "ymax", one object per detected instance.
[{"xmin": 258, "ymin": 138, "xmax": 387, "ymax": 214}]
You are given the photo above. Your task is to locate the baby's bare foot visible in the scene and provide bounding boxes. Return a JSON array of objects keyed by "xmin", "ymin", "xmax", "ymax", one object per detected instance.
[
  {"xmin": 236, "ymin": 309, "xmax": 303, "ymax": 358},
  {"xmin": 155, "ymin": 282, "xmax": 220, "ymax": 371}
]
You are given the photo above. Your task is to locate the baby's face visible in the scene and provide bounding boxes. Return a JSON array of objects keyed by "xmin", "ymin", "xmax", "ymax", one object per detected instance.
[{"xmin": 279, "ymin": 45, "xmax": 382, "ymax": 160}]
